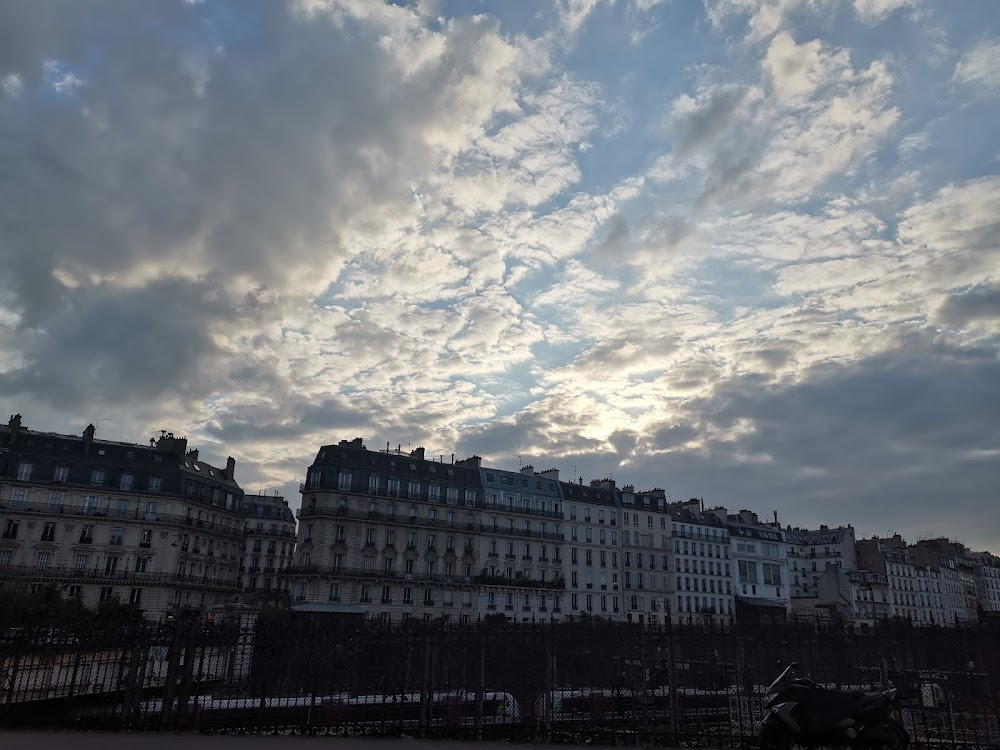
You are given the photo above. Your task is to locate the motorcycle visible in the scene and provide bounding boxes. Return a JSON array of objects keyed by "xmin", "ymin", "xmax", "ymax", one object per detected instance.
[{"xmin": 760, "ymin": 662, "xmax": 910, "ymax": 749}]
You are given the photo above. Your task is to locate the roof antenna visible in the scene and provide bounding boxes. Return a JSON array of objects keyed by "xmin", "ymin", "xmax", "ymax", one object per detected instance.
[{"xmin": 90, "ymin": 418, "xmax": 110, "ymax": 436}]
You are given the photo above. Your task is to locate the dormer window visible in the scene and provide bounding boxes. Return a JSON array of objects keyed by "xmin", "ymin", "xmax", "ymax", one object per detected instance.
[{"xmin": 90, "ymin": 469, "xmax": 106, "ymax": 485}]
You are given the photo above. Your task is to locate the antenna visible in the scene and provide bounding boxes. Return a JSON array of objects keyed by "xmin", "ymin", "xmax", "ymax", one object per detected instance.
[{"xmin": 90, "ymin": 418, "xmax": 110, "ymax": 435}]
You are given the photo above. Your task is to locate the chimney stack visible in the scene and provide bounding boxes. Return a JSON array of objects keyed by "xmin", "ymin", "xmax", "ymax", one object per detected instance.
[
  {"xmin": 225, "ymin": 456, "xmax": 236, "ymax": 481},
  {"xmin": 410, "ymin": 447, "xmax": 425, "ymax": 461},
  {"xmin": 83, "ymin": 423, "xmax": 96, "ymax": 454},
  {"xmin": 7, "ymin": 414, "xmax": 22, "ymax": 445}
]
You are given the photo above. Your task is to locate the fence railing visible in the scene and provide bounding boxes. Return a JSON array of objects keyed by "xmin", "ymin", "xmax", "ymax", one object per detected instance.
[{"xmin": 1, "ymin": 616, "xmax": 998, "ymax": 746}]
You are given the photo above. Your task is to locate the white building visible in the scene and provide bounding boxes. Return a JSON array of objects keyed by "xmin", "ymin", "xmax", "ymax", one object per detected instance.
[
  {"xmin": 717, "ymin": 510, "xmax": 790, "ymax": 615},
  {"xmin": 669, "ymin": 500, "xmax": 733, "ymax": 623},
  {"xmin": 561, "ymin": 478, "xmax": 621, "ymax": 620},
  {"xmin": 619, "ymin": 486, "xmax": 673, "ymax": 625}
]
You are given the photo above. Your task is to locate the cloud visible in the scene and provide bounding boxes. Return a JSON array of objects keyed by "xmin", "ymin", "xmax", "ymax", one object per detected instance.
[
  {"xmin": 935, "ymin": 285, "xmax": 1000, "ymax": 329},
  {"xmin": 953, "ymin": 38, "xmax": 1000, "ymax": 92},
  {"xmin": 852, "ymin": 0, "xmax": 918, "ymax": 25}
]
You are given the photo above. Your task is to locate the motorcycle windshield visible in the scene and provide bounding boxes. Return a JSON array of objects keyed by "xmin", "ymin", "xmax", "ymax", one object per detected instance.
[{"xmin": 765, "ymin": 665, "xmax": 793, "ymax": 695}]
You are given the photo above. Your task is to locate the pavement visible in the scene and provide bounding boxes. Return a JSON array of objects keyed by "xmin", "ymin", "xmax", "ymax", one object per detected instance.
[{"xmin": 2, "ymin": 733, "xmax": 610, "ymax": 750}]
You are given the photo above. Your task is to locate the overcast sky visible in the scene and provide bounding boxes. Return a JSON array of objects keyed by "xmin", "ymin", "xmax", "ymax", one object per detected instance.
[{"xmin": 1, "ymin": 0, "xmax": 998, "ymax": 551}]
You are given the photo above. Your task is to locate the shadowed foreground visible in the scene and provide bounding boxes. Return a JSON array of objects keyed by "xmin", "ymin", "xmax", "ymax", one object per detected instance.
[{"xmin": 2, "ymin": 734, "xmax": 614, "ymax": 750}]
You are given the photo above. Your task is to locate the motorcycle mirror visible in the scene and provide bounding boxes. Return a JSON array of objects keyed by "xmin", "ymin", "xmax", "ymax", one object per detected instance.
[{"xmin": 789, "ymin": 661, "xmax": 800, "ymax": 669}]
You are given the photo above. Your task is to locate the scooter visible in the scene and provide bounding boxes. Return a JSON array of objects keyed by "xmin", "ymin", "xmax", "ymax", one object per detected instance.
[{"xmin": 760, "ymin": 662, "xmax": 910, "ymax": 749}]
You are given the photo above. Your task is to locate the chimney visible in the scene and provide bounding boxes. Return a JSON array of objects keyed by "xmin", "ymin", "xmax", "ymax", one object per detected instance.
[
  {"xmin": 186, "ymin": 448, "xmax": 199, "ymax": 460},
  {"xmin": 83, "ymin": 423, "xmax": 96, "ymax": 454},
  {"xmin": 410, "ymin": 447, "xmax": 425, "ymax": 461},
  {"xmin": 155, "ymin": 432, "xmax": 188, "ymax": 457},
  {"xmin": 7, "ymin": 414, "xmax": 22, "ymax": 445},
  {"xmin": 578, "ymin": 476, "xmax": 583, "ymax": 485},
  {"xmin": 225, "ymin": 456, "xmax": 236, "ymax": 481},
  {"xmin": 520, "ymin": 464, "xmax": 534, "ymax": 475},
  {"xmin": 455, "ymin": 455, "xmax": 482, "ymax": 469}
]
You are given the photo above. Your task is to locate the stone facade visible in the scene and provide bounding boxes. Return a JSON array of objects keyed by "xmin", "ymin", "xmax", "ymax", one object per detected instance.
[{"xmin": 0, "ymin": 415, "xmax": 245, "ymax": 620}]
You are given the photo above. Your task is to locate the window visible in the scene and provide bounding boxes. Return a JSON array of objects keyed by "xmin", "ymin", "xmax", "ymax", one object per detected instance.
[
  {"xmin": 329, "ymin": 583, "xmax": 341, "ymax": 602},
  {"xmin": 104, "ymin": 556, "xmax": 120, "ymax": 574},
  {"xmin": 33, "ymin": 551, "xmax": 50, "ymax": 571},
  {"xmin": 135, "ymin": 557, "xmax": 149, "ymax": 573},
  {"xmin": 360, "ymin": 585, "xmax": 371, "ymax": 603},
  {"xmin": 423, "ymin": 589, "xmax": 434, "ymax": 605},
  {"xmin": 41, "ymin": 522, "xmax": 56, "ymax": 542},
  {"xmin": 90, "ymin": 468, "xmax": 105, "ymax": 485},
  {"xmin": 119, "ymin": 473, "xmax": 134, "ymax": 491},
  {"xmin": 338, "ymin": 472, "xmax": 351, "ymax": 491},
  {"xmin": 447, "ymin": 487, "xmax": 459, "ymax": 504},
  {"xmin": 464, "ymin": 489, "xmax": 476, "ymax": 506},
  {"xmin": 2, "ymin": 520, "xmax": 18, "ymax": 540},
  {"xmin": 16, "ymin": 462, "xmax": 32, "ymax": 481},
  {"xmin": 148, "ymin": 476, "xmax": 162, "ymax": 493},
  {"xmin": 739, "ymin": 560, "xmax": 759, "ymax": 584},
  {"xmin": 11, "ymin": 489, "xmax": 26, "ymax": 509},
  {"xmin": 762, "ymin": 563, "xmax": 782, "ymax": 586},
  {"xmin": 54, "ymin": 466, "xmax": 69, "ymax": 483},
  {"xmin": 79, "ymin": 524, "xmax": 94, "ymax": 543},
  {"xmin": 109, "ymin": 527, "xmax": 124, "ymax": 545},
  {"xmin": 368, "ymin": 475, "xmax": 379, "ymax": 494},
  {"xmin": 99, "ymin": 587, "xmax": 114, "ymax": 602}
]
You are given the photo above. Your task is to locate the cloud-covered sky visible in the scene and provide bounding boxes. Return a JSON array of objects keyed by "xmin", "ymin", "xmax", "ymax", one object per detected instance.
[{"xmin": 2, "ymin": 0, "xmax": 998, "ymax": 551}]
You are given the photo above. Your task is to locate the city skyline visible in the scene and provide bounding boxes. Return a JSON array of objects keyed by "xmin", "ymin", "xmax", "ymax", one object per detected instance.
[{"xmin": 1, "ymin": 1, "xmax": 998, "ymax": 553}]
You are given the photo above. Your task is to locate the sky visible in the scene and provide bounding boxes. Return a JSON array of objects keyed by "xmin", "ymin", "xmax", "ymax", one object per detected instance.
[{"xmin": 1, "ymin": 0, "xmax": 998, "ymax": 552}]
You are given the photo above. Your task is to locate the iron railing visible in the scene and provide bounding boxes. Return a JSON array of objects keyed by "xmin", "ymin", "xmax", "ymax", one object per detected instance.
[{"xmin": 0, "ymin": 615, "xmax": 998, "ymax": 747}]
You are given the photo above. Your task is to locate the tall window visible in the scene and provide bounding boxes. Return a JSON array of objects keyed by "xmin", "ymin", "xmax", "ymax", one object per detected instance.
[
  {"xmin": 16, "ymin": 462, "xmax": 32, "ymax": 481},
  {"xmin": 54, "ymin": 466, "xmax": 69, "ymax": 483},
  {"xmin": 148, "ymin": 476, "xmax": 162, "ymax": 493},
  {"xmin": 90, "ymin": 469, "xmax": 105, "ymax": 485},
  {"xmin": 11, "ymin": 490, "xmax": 26, "ymax": 509},
  {"xmin": 120, "ymin": 474, "xmax": 134, "ymax": 491},
  {"xmin": 338, "ymin": 472, "xmax": 351, "ymax": 491}
]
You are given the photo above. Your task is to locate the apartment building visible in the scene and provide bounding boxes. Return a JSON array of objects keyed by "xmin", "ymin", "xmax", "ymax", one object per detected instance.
[
  {"xmin": 855, "ymin": 535, "xmax": 960, "ymax": 625},
  {"xmin": 714, "ymin": 510, "xmax": 790, "ymax": 615},
  {"xmin": 785, "ymin": 525, "xmax": 858, "ymax": 598},
  {"xmin": 288, "ymin": 440, "xmax": 488, "ymax": 623},
  {"xmin": 619, "ymin": 486, "xmax": 673, "ymax": 625},
  {"xmin": 478, "ymin": 464, "xmax": 565, "ymax": 621},
  {"xmin": 0, "ymin": 414, "xmax": 245, "ymax": 619},
  {"xmin": 239, "ymin": 492, "xmax": 296, "ymax": 604},
  {"xmin": 670, "ymin": 500, "xmax": 733, "ymax": 622},
  {"xmin": 561, "ymin": 478, "xmax": 620, "ymax": 620},
  {"xmin": 973, "ymin": 551, "xmax": 1000, "ymax": 614},
  {"xmin": 909, "ymin": 538, "xmax": 968, "ymax": 625}
]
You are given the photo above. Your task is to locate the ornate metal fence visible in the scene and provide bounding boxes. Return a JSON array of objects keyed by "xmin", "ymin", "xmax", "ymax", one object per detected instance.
[{"xmin": 2, "ymin": 615, "xmax": 998, "ymax": 747}]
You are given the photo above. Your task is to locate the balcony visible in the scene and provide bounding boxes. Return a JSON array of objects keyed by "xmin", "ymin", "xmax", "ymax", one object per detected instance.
[
  {"xmin": 0, "ymin": 500, "xmax": 244, "ymax": 538},
  {"xmin": 0, "ymin": 565, "xmax": 240, "ymax": 591}
]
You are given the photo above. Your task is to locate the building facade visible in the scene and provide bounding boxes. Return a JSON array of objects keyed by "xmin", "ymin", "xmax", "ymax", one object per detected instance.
[
  {"xmin": 0, "ymin": 414, "xmax": 245, "ymax": 619},
  {"xmin": 785, "ymin": 525, "xmax": 858, "ymax": 599},
  {"xmin": 478, "ymin": 464, "xmax": 565, "ymax": 620},
  {"xmin": 670, "ymin": 500, "xmax": 733, "ymax": 623},
  {"xmin": 289, "ymin": 440, "xmax": 491, "ymax": 624},
  {"xmin": 973, "ymin": 551, "xmax": 1000, "ymax": 614},
  {"xmin": 560, "ymin": 478, "xmax": 620, "ymax": 620},
  {"xmin": 717, "ymin": 510, "xmax": 791, "ymax": 616},
  {"xmin": 619, "ymin": 486, "xmax": 673, "ymax": 625},
  {"xmin": 238, "ymin": 492, "xmax": 296, "ymax": 605}
]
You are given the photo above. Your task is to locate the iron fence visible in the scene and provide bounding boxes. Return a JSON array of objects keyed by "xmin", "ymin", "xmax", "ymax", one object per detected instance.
[{"xmin": 1, "ymin": 615, "xmax": 998, "ymax": 746}]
